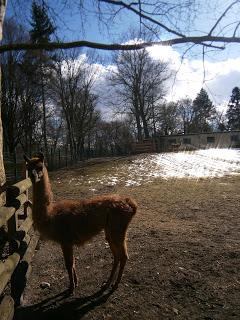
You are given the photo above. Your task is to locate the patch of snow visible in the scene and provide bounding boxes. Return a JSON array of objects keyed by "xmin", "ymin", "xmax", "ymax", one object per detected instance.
[
  {"xmin": 66, "ymin": 148, "xmax": 240, "ymax": 188},
  {"xmin": 122, "ymin": 148, "xmax": 240, "ymax": 184}
]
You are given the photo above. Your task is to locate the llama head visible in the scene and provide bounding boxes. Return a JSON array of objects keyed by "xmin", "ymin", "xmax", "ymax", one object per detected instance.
[{"xmin": 24, "ymin": 152, "xmax": 45, "ymax": 183}]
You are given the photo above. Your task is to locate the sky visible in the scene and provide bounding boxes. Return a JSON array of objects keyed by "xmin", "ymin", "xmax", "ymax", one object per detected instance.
[
  {"xmin": 147, "ymin": 45, "xmax": 240, "ymax": 109},
  {"xmin": 5, "ymin": 0, "xmax": 240, "ymax": 111}
]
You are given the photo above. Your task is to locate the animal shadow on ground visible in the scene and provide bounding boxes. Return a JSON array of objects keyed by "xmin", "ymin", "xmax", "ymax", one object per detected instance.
[{"xmin": 14, "ymin": 286, "xmax": 115, "ymax": 320}]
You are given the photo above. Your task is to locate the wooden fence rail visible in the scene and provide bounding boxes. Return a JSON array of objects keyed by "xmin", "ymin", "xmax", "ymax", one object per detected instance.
[
  {"xmin": 0, "ymin": 176, "xmax": 39, "ymax": 319},
  {"xmin": 134, "ymin": 139, "xmax": 156, "ymax": 153}
]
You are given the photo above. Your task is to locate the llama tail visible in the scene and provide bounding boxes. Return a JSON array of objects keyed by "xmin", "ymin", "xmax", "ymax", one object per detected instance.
[{"xmin": 125, "ymin": 197, "xmax": 137, "ymax": 215}]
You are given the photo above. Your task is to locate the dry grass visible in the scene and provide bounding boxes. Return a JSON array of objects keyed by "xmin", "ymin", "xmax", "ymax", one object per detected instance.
[{"xmin": 15, "ymin": 156, "xmax": 240, "ymax": 320}]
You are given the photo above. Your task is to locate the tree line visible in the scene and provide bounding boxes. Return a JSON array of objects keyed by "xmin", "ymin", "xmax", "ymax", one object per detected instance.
[
  {"xmin": 2, "ymin": 2, "xmax": 240, "ymax": 174},
  {"xmin": 1, "ymin": 2, "xmax": 134, "ymax": 170}
]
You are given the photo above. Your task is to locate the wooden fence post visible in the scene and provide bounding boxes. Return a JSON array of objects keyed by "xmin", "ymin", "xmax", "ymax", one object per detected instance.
[
  {"xmin": 1, "ymin": 177, "xmax": 39, "ymax": 309},
  {"xmin": 0, "ymin": 295, "xmax": 14, "ymax": 320},
  {"xmin": 6, "ymin": 193, "xmax": 17, "ymax": 255}
]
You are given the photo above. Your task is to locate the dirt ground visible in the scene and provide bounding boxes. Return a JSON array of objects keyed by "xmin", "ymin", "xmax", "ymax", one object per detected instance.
[{"xmin": 14, "ymin": 157, "xmax": 240, "ymax": 320}]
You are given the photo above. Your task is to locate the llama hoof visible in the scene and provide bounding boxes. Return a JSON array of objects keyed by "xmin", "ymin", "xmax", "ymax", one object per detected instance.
[
  {"xmin": 110, "ymin": 283, "xmax": 118, "ymax": 291},
  {"xmin": 68, "ymin": 286, "xmax": 75, "ymax": 295},
  {"xmin": 100, "ymin": 282, "xmax": 109, "ymax": 290}
]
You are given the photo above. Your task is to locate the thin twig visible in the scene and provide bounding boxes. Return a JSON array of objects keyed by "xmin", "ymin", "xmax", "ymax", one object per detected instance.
[
  {"xmin": 208, "ymin": 0, "xmax": 240, "ymax": 36},
  {"xmin": 202, "ymin": 45, "xmax": 206, "ymax": 85},
  {"xmin": 233, "ymin": 21, "xmax": 240, "ymax": 37},
  {"xmin": 99, "ymin": 0, "xmax": 186, "ymax": 38}
]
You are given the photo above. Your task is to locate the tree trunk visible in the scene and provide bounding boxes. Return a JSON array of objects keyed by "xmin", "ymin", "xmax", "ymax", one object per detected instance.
[
  {"xmin": 0, "ymin": 0, "xmax": 7, "ymax": 205},
  {"xmin": 135, "ymin": 113, "xmax": 142, "ymax": 141},
  {"xmin": 152, "ymin": 105, "xmax": 157, "ymax": 136},
  {"xmin": 133, "ymin": 100, "xmax": 142, "ymax": 141},
  {"xmin": 40, "ymin": 70, "xmax": 49, "ymax": 162},
  {"xmin": 139, "ymin": 100, "xmax": 150, "ymax": 139},
  {"xmin": 141, "ymin": 115, "xmax": 150, "ymax": 139},
  {"xmin": 12, "ymin": 148, "xmax": 17, "ymax": 181}
]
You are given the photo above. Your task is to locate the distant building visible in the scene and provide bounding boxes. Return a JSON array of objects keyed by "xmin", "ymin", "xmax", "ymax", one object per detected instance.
[{"xmin": 157, "ymin": 130, "xmax": 240, "ymax": 152}]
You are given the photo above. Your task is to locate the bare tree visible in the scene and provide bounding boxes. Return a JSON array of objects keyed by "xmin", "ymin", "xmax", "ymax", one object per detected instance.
[
  {"xmin": 1, "ymin": 19, "xmax": 41, "ymax": 169},
  {"xmin": 52, "ymin": 50, "xmax": 100, "ymax": 160},
  {"xmin": 109, "ymin": 45, "xmax": 170, "ymax": 140},
  {"xmin": 177, "ymin": 98, "xmax": 194, "ymax": 134},
  {"xmin": 215, "ymin": 109, "xmax": 228, "ymax": 132},
  {"xmin": 93, "ymin": 120, "xmax": 134, "ymax": 156},
  {"xmin": 155, "ymin": 101, "xmax": 179, "ymax": 135}
]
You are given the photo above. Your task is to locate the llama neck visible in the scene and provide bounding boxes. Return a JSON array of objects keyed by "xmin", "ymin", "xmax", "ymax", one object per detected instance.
[{"xmin": 32, "ymin": 166, "xmax": 53, "ymax": 224}]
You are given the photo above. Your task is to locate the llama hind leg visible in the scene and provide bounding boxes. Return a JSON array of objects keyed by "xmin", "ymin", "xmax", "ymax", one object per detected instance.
[
  {"xmin": 61, "ymin": 244, "xmax": 78, "ymax": 293},
  {"xmin": 102, "ymin": 241, "xmax": 120, "ymax": 290},
  {"xmin": 112, "ymin": 241, "xmax": 128, "ymax": 289},
  {"xmin": 105, "ymin": 216, "xmax": 130, "ymax": 290}
]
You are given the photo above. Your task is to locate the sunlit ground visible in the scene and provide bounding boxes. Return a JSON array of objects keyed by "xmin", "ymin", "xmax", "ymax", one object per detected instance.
[
  {"xmin": 58, "ymin": 148, "xmax": 240, "ymax": 190},
  {"xmin": 123, "ymin": 148, "xmax": 240, "ymax": 185}
]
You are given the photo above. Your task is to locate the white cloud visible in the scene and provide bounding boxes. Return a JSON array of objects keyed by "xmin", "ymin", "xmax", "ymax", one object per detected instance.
[
  {"xmin": 147, "ymin": 45, "xmax": 240, "ymax": 108},
  {"xmin": 147, "ymin": 45, "xmax": 181, "ymax": 66},
  {"xmin": 72, "ymin": 47, "xmax": 240, "ymax": 116}
]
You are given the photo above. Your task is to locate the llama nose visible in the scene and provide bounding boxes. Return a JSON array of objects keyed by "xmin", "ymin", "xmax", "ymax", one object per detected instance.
[{"xmin": 32, "ymin": 169, "xmax": 40, "ymax": 182}]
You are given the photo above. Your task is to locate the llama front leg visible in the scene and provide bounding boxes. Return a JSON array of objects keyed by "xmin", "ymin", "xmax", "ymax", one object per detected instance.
[{"xmin": 61, "ymin": 244, "xmax": 78, "ymax": 293}]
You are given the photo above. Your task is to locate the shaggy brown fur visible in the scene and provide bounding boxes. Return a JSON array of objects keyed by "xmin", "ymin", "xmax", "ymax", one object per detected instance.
[{"xmin": 24, "ymin": 153, "xmax": 137, "ymax": 293}]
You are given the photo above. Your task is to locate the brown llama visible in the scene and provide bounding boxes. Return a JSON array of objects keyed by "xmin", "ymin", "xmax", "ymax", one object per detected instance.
[{"xmin": 24, "ymin": 153, "xmax": 137, "ymax": 293}]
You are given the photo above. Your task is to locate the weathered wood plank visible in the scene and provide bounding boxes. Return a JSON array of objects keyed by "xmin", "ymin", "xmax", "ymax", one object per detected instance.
[
  {"xmin": 6, "ymin": 178, "xmax": 32, "ymax": 199},
  {"xmin": 15, "ymin": 207, "xmax": 26, "ymax": 220},
  {"xmin": 22, "ymin": 233, "xmax": 39, "ymax": 266},
  {"xmin": 0, "ymin": 253, "xmax": 21, "ymax": 295},
  {"xmin": 18, "ymin": 214, "xmax": 33, "ymax": 235},
  {"xmin": 0, "ymin": 207, "xmax": 15, "ymax": 229},
  {"xmin": 11, "ymin": 216, "xmax": 33, "ymax": 252},
  {"xmin": 7, "ymin": 193, "xmax": 28, "ymax": 211},
  {"xmin": 7, "ymin": 214, "xmax": 17, "ymax": 253},
  {"xmin": 11, "ymin": 233, "xmax": 39, "ymax": 306},
  {"xmin": 0, "ymin": 234, "xmax": 31, "ymax": 296},
  {"xmin": 0, "ymin": 295, "xmax": 14, "ymax": 320},
  {"xmin": 0, "ymin": 175, "xmax": 34, "ymax": 307}
]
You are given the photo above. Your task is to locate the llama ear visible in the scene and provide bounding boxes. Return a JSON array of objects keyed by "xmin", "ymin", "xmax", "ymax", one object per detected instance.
[
  {"xmin": 23, "ymin": 154, "xmax": 30, "ymax": 163},
  {"xmin": 37, "ymin": 152, "xmax": 44, "ymax": 162}
]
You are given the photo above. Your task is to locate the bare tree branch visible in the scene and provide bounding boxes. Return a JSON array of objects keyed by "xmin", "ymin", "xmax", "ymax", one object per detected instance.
[
  {"xmin": 233, "ymin": 21, "xmax": 240, "ymax": 37},
  {"xmin": 171, "ymin": 43, "xmax": 196, "ymax": 93},
  {"xmin": 202, "ymin": 45, "xmax": 206, "ymax": 85},
  {"xmin": 2, "ymin": 34, "xmax": 237, "ymax": 53},
  {"xmin": 99, "ymin": 0, "xmax": 186, "ymax": 37},
  {"xmin": 138, "ymin": 0, "xmax": 142, "ymax": 35},
  {"xmin": 208, "ymin": 0, "xmax": 240, "ymax": 36}
]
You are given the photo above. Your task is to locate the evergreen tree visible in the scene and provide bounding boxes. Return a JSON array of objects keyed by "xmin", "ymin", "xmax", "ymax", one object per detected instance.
[
  {"xmin": 226, "ymin": 87, "xmax": 240, "ymax": 130},
  {"xmin": 30, "ymin": 1, "xmax": 55, "ymax": 44},
  {"xmin": 29, "ymin": 0, "xmax": 56, "ymax": 160},
  {"xmin": 190, "ymin": 88, "xmax": 215, "ymax": 133}
]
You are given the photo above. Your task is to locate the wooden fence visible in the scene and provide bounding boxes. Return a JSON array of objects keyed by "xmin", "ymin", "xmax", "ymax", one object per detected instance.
[
  {"xmin": 0, "ymin": 176, "xmax": 39, "ymax": 319},
  {"xmin": 134, "ymin": 139, "xmax": 156, "ymax": 153}
]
